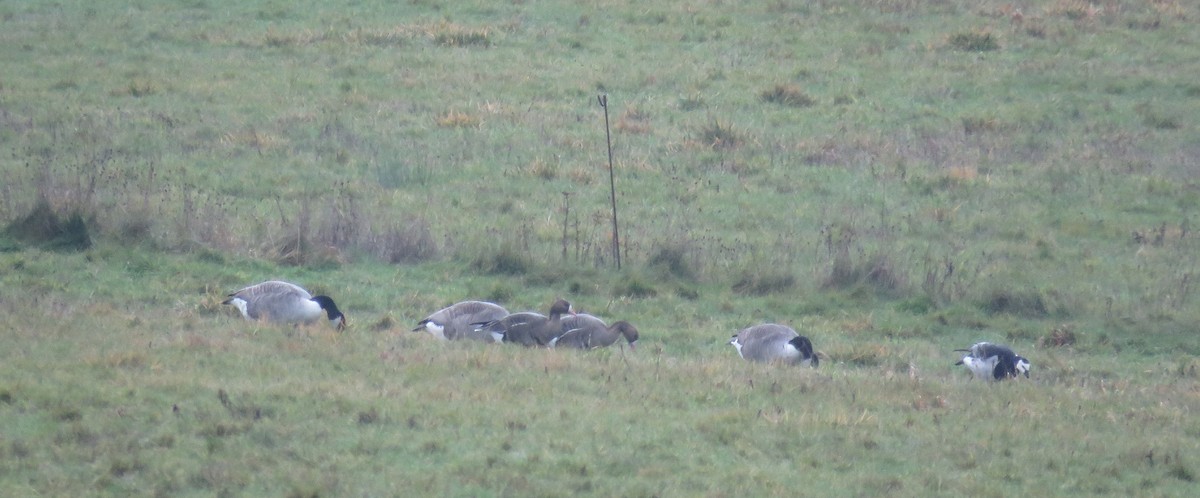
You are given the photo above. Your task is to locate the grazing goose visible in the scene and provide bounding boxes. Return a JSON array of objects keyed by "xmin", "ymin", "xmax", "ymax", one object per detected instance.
[
  {"xmin": 412, "ymin": 300, "xmax": 509, "ymax": 342},
  {"xmin": 955, "ymin": 342, "xmax": 1030, "ymax": 380},
  {"xmin": 729, "ymin": 323, "xmax": 818, "ymax": 367},
  {"xmin": 222, "ymin": 280, "xmax": 347, "ymax": 330},
  {"xmin": 479, "ymin": 298, "xmax": 575, "ymax": 347},
  {"xmin": 550, "ymin": 313, "xmax": 639, "ymax": 350}
]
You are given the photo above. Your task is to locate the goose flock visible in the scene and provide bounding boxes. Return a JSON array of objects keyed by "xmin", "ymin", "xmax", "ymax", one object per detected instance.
[{"xmin": 221, "ymin": 280, "xmax": 1032, "ymax": 381}]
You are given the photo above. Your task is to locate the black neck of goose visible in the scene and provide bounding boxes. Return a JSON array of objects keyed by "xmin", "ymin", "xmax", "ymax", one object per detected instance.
[{"xmin": 311, "ymin": 296, "xmax": 344, "ymax": 320}]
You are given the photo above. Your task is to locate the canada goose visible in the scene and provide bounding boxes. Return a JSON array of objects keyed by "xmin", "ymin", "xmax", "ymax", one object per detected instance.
[
  {"xmin": 955, "ymin": 342, "xmax": 1030, "ymax": 380},
  {"xmin": 479, "ymin": 298, "xmax": 575, "ymax": 347},
  {"xmin": 222, "ymin": 280, "xmax": 347, "ymax": 330},
  {"xmin": 550, "ymin": 313, "xmax": 639, "ymax": 350},
  {"xmin": 729, "ymin": 323, "xmax": 818, "ymax": 367},
  {"xmin": 412, "ymin": 300, "xmax": 509, "ymax": 342}
]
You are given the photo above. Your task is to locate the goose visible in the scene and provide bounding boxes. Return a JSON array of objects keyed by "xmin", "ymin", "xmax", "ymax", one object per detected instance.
[
  {"xmin": 549, "ymin": 313, "xmax": 639, "ymax": 350},
  {"xmin": 222, "ymin": 280, "xmax": 347, "ymax": 330},
  {"xmin": 478, "ymin": 298, "xmax": 575, "ymax": 347},
  {"xmin": 729, "ymin": 323, "xmax": 818, "ymax": 367},
  {"xmin": 412, "ymin": 300, "xmax": 509, "ymax": 342},
  {"xmin": 955, "ymin": 342, "xmax": 1030, "ymax": 380}
]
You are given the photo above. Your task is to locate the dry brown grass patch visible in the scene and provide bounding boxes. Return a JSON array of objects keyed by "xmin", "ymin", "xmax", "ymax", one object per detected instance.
[
  {"xmin": 945, "ymin": 165, "xmax": 978, "ymax": 182},
  {"xmin": 427, "ymin": 22, "xmax": 492, "ymax": 47},
  {"xmin": 524, "ymin": 158, "xmax": 558, "ymax": 180},
  {"xmin": 1048, "ymin": 0, "xmax": 1104, "ymax": 21},
  {"xmin": 760, "ymin": 83, "xmax": 816, "ymax": 107},
  {"xmin": 220, "ymin": 128, "xmax": 284, "ymax": 152},
  {"xmin": 435, "ymin": 110, "xmax": 481, "ymax": 128},
  {"xmin": 1038, "ymin": 323, "xmax": 1078, "ymax": 348},
  {"xmin": 614, "ymin": 107, "xmax": 652, "ymax": 134}
]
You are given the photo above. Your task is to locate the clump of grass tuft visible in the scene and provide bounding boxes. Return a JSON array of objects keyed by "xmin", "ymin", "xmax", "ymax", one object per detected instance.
[
  {"xmin": 471, "ymin": 245, "xmax": 531, "ymax": 275},
  {"xmin": 613, "ymin": 273, "xmax": 658, "ymax": 298},
  {"xmin": 678, "ymin": 93, "xmax": 705, "ymax": 111},
  {"xmin": 962, "ymin": 116, "xmax": 999, "ymax": 135},
  {"xmin": 947, "ymin": 29, "xmax": 999, "ymax": 51},
  {"xmin": 525, "ymin": 159, "xmax": 558, "ymax": 180},
  {"xmin": 732, "ymin": 269, "xmax": 796, "ymax": 296},
  {"xmin": 273, "ymin": 235, "xmax": 311, "ymax": 267},
  {"xmin": 486, "ymin": 282, "xmax": 515, "ymax": 303},
  {"xmin": 980, "ymin": 288, "xmax": 1048, "ymax": 317},
  {"xmin": 371, "ymin": 315, "xmax": 396, "ymax": 332},
  {"xmin": 431, "ymin": 22, "xmax": 491, "ymax": 47},
  {"xmin": 1049, "ymin": 0, "xmax": 1102, "ymax": 21},
  {"xmin": 823, "ymin": 252, "xmax": 903, "ymax": 296},
  {"xmin": 1175, "ymin": 356, "xmax": 1200, "ymax": 378},
  {"xmin": 675, "ymin": 285, "xmax": 700, "ymax": 300},
  {"xmin": 760, "ymin": 83, "xmax": 816, "ymax": 107},
  {"xmin": 351, "ymin": 27, "xmax": 409, "ymax": 47},
  {"xmin": 614, "ymin": 107, "xmax": 652, "ymax": 134},
  {"xmin": 831, "ymin": 343, "xmax": 891, "ymax": 367},
  {"xmin": 1137, "ymin": 104, "xmax": 1181, "ymax": 130},
  {"xmin": 123, "ymin": 79, "xmax": 157, "ymax": 98},
  {"xmin": 435, "ymin": 110, "xmax": 481, "ymax": 128},
  {"xmin": 4, "ymin": 199, "xmax": 92, "ymax": 251},
  {"xmin": 357, "ymin": 408, "xmax": 379, "ymax": 425},
  {"xmin": 1167, "ymin": 462, "xmax": 1195, "ymax": 482},
  {"xmin": 697, "ymin": 120, "xmax": 741, "ymax": 150},
  {"xmin": 646, "ymin": 244, "xmax": 695, "ymax": 281},
  {"xmin": 116, "ymin": 211, "xmax": 157, "ymax": 247},
  {"xmin": 1038, "ymin": 323, "xmax": 1077, "ymax": 348},
  {"xmin": 372, "ymin": 221, "xmax": 438, "ymax": 264},
  {"xmin": 263, "ymin": 28, "xmax": 325, "ymax": 48}
]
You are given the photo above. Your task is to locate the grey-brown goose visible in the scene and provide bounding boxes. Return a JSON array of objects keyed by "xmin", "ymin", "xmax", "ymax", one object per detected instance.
[
  {"xmin": 479, "ymin": 298, "xmax": 575, "ymax": 347},
  {"xmin": 222, "ymin": 280, "xmax": 347, "ymax": 331},
  {"xmin": 550, "ymin": 313, "xmax": 639, "ymax": 350},
  {"xmin": 412, "ymin": 301, "xmax": 509, "ymax": 342},
  {"xmin": 729, "ymin": 323, "xmax": 817, "ymax": 367}
]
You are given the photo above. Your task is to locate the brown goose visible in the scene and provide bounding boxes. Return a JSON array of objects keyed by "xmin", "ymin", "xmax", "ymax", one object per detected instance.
[
  {"xmin": 729, "ymin": 323, "xmax": 818, "ymax": 367},
  {"xmin": 222, "ymin": 280, "xmax": 347, "ymax": 331},
  {"xmin": 479, "ymin": 298, "xmax": 575, "ymax": 347},
  {"xmin": 412, "ymin": 300, "xmax": 509, "ymax": 342},
  {"xmin": 550, "ymin": 313, "xmax": 639, "ymax": 350}
]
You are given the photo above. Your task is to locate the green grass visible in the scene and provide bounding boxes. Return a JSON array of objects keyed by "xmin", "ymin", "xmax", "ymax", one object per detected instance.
[{"xmin": 2, "ymin": 0, "xmax": 1200, "ymax": 495}]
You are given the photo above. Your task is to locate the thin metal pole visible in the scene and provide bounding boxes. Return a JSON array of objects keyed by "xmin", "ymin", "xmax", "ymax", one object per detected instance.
[{"xmin": 598, "ymin": 94, "xmax": 620, "ymax": 269}]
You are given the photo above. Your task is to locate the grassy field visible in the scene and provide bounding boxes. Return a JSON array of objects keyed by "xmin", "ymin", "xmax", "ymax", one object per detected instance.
[{"xmin": 2, "ymin": 0, "xmax": 1199, "ymax": 496}]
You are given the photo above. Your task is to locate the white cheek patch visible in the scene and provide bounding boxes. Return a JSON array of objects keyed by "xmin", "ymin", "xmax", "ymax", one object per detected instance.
[
  {"xmin": 781, "ymin": 342, "xmax": 801, "ymax": 360},
  {"xmin": 424, "ymin": 322, "xmax": 447, "ymax": 340},
  {"xmin": 228, "ymin": 298, "xmax": 250, "ymax": 319},
  {"xmin": 1016, "ymin": 359, "xmax": 1031, "ymax": 376}
]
